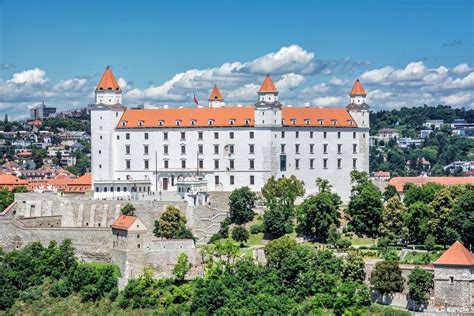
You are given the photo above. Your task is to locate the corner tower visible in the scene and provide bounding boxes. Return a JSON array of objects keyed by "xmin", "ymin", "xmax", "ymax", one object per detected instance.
[
  {"xmin": 208, "ymin": 85, "xmax": 225, "ymax": 108},
  {"xmin": 95, "ymin": 66, "xmax": 122, "ymax": 105},
  {"xmin": 347, "ymin": 79, "xmax": 369, "ymax": 128}
]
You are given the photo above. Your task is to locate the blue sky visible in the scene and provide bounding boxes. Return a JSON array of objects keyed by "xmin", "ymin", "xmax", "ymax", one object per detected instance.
[{"xmin": 0, "ymin": 0, "xmax": 473, "ymax": 118}]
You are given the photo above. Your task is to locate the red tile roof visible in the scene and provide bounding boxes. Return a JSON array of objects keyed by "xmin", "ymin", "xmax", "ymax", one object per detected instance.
[
  {"xmin": 350, "ymin": 79, "xmax": 366, "ymax": 95},
  {"xmin": 117, "ymin": 106, "xmax": 357, "ymax": 129},
  {"xmin": 16, "ymin": 152, "xmax": 32, "ymax": 157},
  {"xmin": 281, "ymin": 107, "xmax": 357, "ymax": 128},
  {"xmin": 259, "ymin": 74, "xmax": 278, "ymax": 93},
  {"xmin": 209, "ymin": 85, "xmax": 223, "ymax": 101},
  {"xmin": 389, "ymin": 176, "xmax": 474, "ymax": 193},
  {"xmin": 434, "ymin": 241, "xmax": 474, "ymax": 266},
  {"xmin": 117, "ymin": 107, "xmax": 255, "ymax": 128},
  {"xmin": 0, "ymin": 173, "xmax": 29, "ymax": 186},
  {"xmin": 96, "ymin": 66, "xmax": 120, "ymax": 91},
  {"xmin": 111, "ymin": 215, "xmax": 137, "ymax": 230}
]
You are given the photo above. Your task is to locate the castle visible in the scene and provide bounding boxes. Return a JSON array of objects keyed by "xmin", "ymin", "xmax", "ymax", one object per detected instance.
[{"xmin": 91, "ymin": 67, "xmax": 370, "ymax": 201}]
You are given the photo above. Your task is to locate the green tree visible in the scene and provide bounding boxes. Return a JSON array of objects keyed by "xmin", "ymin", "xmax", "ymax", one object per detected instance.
[
  {"xmin": 346, "ymin": 173, "xmax": 383, "ymax": 237},
  {"xmin": 428, "ymin": 189, "xmax": 454, "ymax": 246},
  {"xmin": 379, "ymin": 196, "xmax": 406, "ymax": 243},
  {"xmin": 327, "ymin": 223, "xmax": 340, "ymax": 247},
  {"xmin": 407, "ymin": 267, "xmax": 433, "ymax": 308},
  {"xmin": 120, "ymin": 203, "xmax": 136, "ymax": 216},
  {"xmin": 173, "ymin": 253, "xmax": 192, "ymax": 283},
  {"xmin": 154, "ymin": 205, "xmax": 193, "ymax": 239},
  {"xmin": 342, "ymin": 252, "xmax": 366, "ymax": 283},
  {"xmin": 370, "ymin": 260, "xmax": 404, "ymax": 295},
  {"xmin": 424, "ymin": 234, "xmax": 436, "ymax": 250},
  {"xmin": 383, "ymin": 184, "xmax": 398, "ymax": 202},
  {"xmin": 447, "ymin": 190, "xmax": 474, "ymax": 245},
  {"xmin": 0, "ymin": 189, "xmax": 14, "ymax": 212},
  {"xmin": 296, "ymin": 192, "xmax": 340, "ymax": 241},
  {"xmin": 315, "ymin": 177, "xmax": 332, "ymax": 193},
  {"xmin": 262, "ymin": 176, "xmax": 305, "ymax": 237},
  {"xmin": 231, "ymin": 226, "xmax": 249, "ymax": 246},
  {"xmin": 12, "ymin": 186, "xmax": 28, "ymax": 193},
  {"xmin": 228, "ymin": 187, "xmax": 256, "ymax": 224},
  {"xmin": 404, "ymin": 202, "xmax": 432, "ymax": 244}
]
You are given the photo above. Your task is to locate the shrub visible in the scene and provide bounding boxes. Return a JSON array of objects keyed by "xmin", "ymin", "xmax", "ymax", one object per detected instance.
[
  {"xmin": 335, "ymin": 238, "xmax": 352, "ymax": 249},
  {"xmin": 80, "ymin": 284, "xmax": 100, "ymax": 302},
  {"xmin": 49, "ymin": 279, "xmax": 73, "ymax": 298},
  {"xmin": 120, "ymin": 203, "xmax": 136, "ymax": 216},
  {"xmin": 19, "ymin": 286, "xmax": 42, "ymax": 302},
  {"xmin": 231, "ymin": 226, "xmax": 249, "ymax": 246},
  {"xmin": 250, "ymin": 224, "xmax": 263, "ymax": 234}
]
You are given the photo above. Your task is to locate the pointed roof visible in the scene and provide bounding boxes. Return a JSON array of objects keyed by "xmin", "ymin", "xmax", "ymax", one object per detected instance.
[
  {"xmin": 259, "ymin": 74, "xmax": 278, "ymax": 93},
  {"xmin": 96, "ymin": 66, "xmax": 121, "ymax": 91},
  {"xmin": 111, "ymin": 214, "xmax": 137, "ymax": 230},
  {"xmin": 434, "ymin": 241, "xmax": 474, "ymax": 266},
  {"xmin": 209, "ymin": 85, "xmax": 223, "ymax": 101},
  {"xmin": 350, "ymin": 79, "xmax": 366, "ymax": 96}
]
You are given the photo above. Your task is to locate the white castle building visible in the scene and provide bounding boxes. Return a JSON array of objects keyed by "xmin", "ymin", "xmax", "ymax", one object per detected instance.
[{"xmin": 91, "ymin": 67, "xmax": 369, "ymax": 201}]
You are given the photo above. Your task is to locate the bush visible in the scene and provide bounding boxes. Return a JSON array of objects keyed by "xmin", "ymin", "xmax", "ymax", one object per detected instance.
[
  {"xmin": 120, "ymin": 203, "xmax": 136, "ymax": 216},
  {"xmin": 231, "ymin": 226, "xmax": 249, "ymax": 246},
  {"xmin": 19, "ymin": 286, "xmax": 42, "ymax": 302},
  {"xmin": 335, "ymin": 238, "xmax": 352, "ymax": 249},
  {"xmin": 80, "ymin": 284, "xmax": 100, "ymax": 302},
  {"xmin": 49, "ymin": 279, "xmax": 73, "ymax": 298},
  {"xmin": 250, "ymin": 224, "xmax": 263, "ymax": 234}
]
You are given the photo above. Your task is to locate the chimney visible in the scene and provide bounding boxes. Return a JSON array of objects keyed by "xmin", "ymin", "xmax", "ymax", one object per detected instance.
[
  {"xmin": 163, "ymin": 104, "xmax": 169, "ymax": 109},
  {"xmin": 304, "ymin": 102, "xmax": 310, "ymax": 108}
]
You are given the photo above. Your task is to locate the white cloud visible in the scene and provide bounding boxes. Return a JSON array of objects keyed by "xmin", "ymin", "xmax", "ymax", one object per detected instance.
[
  {"xmin": 440, "ymin": 91, "xmax": 474, "ymax": 106},
  {"xmin": 443, "ymin": 72, "xmax": 474, "ymax": 89},
  {"xmin": 8, "ymin": 68, "xmax": 48, "ymax": 85},
  {"xmin": 240, "ymin": 45, "xmax": 316, "ymax": 75},
  {"xmin": 275, "ymin": 73, "xmax": 305, "ymax": 92},
  {"xmin": 452, "ymin": 63, "xmax": 471, "ymax": 74},
  {"xmin": 53, "ymin": 78, "xmax": 88, "ymax": 91},
  {"xmin": 311, "ymin": 96, "xmax": 343, "ymax": 107},
  {"xmin": 301, "ymin": 83, "xmax": 329, "ymax": 94}
]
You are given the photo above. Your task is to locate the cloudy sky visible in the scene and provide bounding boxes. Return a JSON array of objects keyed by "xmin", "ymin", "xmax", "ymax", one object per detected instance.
[{"xmin": 0, "ymin": 0, "xmax": 472, "ymax": 119}]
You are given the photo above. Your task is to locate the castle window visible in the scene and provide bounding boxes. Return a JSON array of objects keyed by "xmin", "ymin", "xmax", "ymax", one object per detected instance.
[
  {"xmin": 295, "ymin": 144, "xmax": 300, "ymax": 154},
  {"xmin": 319, "ymin": 119, "xmax": 324, "ymax": 125},
  {"xmin": 208, "ymin": 119, "xmax": 214, "ymax": 126},
  {"xmin": 181, "ymin": 145, "xmax": 186, "ymax": 154},
  {"xmin": 353, "ymin": 144, "xmax": 357, "ymax": 154},
  {"xmin": 353, "ymin": 158, "xmax": 357, "ymax": 169},
  {"xmin": 229, "ymin": 119, "xmax": 235, "ymax": 125},
  {"xmin": 449, "ymin": 276, "xmax": 454, "ymax": 284},
  {"xmin": 281, "ymin": 144, "xmax": 285, "ymax": 153},
  {"xmin": 337, "ymin": 132, "xmax": 341, "ymax": 139},
  {"xmin": 250, "ymin": 175, "xmax": 255, "ymax": 185},
  {"xmin": 163, "ymin": 145, "xmax": 168, "ymax": 154},
  {"xmin": 215, "ymin": 175, "xmax": 220, "ymax": 185},
  {"xmin": 138, "ymin": 120, "xmax": 144, "ymax": 126},
  {"xmin": 164, "ymin": 160, "xmax": 169, "ymax": 169},
  {"xmin": 122, "ymin": 121, "xmax": 127, "ymax": 127},
  {"xmin": 198, "ymin": 144, "xmax": 203, "ymax": 154},
  {"xmin": 323, "ymin": 158, "xmax": 328, "ymax": 169},
  {"xmin": 296, "ymin": 131, "xmax": 299, "ymax": 138},
  {"xmin": 295, "ymin": 159, "xmax": 300, "ymax": 169},
  {"xmin": 198, "ymin": 131, "xmax": 203, "ymax": 140},
  {"xmin": 163, "ymin": 132, "xmax": 168, "ymax": 140},
  {"xmin": 332, "ymin": 119, "xmax": 337, "ymax": 125},
  {"xmin": 323, "ymin": 144, "xmax": 328, "ymax": 154},
  {"xmin": 291, "ymin": 119, "xmax": 296, "ymax": 125},
  {"xmin": 249, "ymin": 144, "xmax": 255, "ymax": 154},
  {"xmin": 176, "ymin": 120, "xmax": 182, "ymax": 126},
  {"xmin": 337, "ymin": 144, "xmax": 342, "ymax": 154},
  {"xmin": 214, "ymin": 132, "xmax": 219, "ymax": 139},
  {"xmin": 310, "ymin": 159, "xmax": 314, "ymax": 169},
  {"xmin": 214, "ymin": 145, "xmax": 219, "ymax": 154},
  {"xmin": 137, "ymin": 244, "xmax": 140, "ymax": 249},
  {"xmin": 245, "ymin": 119, "xmax": 250, "ymax": 125},
  {"xmin": 304, "ymin": 119, "xmax": 310, "ymax": 125},
  {"xmin": 159, "ymin": 120, "xmax": 164, "ymax": 126},
  {"xmin": 125, "ymin": 145, "xmax": 130, "ymax": 155},
  {"xmin": 310, "ymin": 131, "xmax": 313, "ymax": 138},
  {"xmin": 137, "ymin": 234, "xmax": 140, "ymax": 238},
  {"xmin": 199, "ymin": 159, "xmax": 204, "ymax": 169},
  {"xmin": 181, "ymin": 132, "xmax": 186, "ymax": 140},
  {"xmin": 229, "ymin": 132, "xmax": 234, "ymax": 139},
  {"xmin": 144, "ymin": 133, "xmax": 149, "ymax": 140},
  {"xmin": 191, "ymin": 119, "xmax": 196, "ymax": 125},
  {"xmin": 353, "ymin": 132, "xmax": 357, "ymax": 139},
  {"xmin": 349, "ymin": 120, "xmax": 353, "ymax": 126},
  {"xmin": 337, "ymin": 158, "xmax": 342, "ymax": 169},
  {"xmin": 249, "ymin": 131, "xmax": 254, "ymax": 139},
  {"xmin": 126, "ymin": 133, "xmax": 130, "ymax": 140},
  {"xmin": 144, "ymin": 160, "xmax": 149, "ymax": 170},
  {"xmin": 214, "ymin": 159, "xmax": 219, "ymax": 169},
  {"xmin": 281, "ymin": 131, "xmax": 285, "ymax": 138},
  {"xmin": 181, "ymin": 160, "xmax": 186, "ymax": 168},
  {"xmin": 249, "ymin": 159, "xmax": 255, "ymax": 170},
  {"xmin": 310, "ymin": 144, "xmax": 314, "ymax": 154},
  {"xmin": 230, "ymin": 175, "xmax": 235, "ymax": 185}
]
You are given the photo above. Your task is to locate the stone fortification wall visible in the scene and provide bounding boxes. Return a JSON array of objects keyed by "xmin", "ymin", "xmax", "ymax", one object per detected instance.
[
  {"xmin": 434, "ymin": 265, "xmax": 473, "ymax": 313},
  {"xmin": 0, "ymin": 217, "xmax": 113, "ymax": 261}
]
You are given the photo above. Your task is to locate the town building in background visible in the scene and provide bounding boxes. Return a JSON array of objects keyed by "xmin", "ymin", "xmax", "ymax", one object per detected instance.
[{"xmin": 29, "ymin": 101, "xmax": 57, "ymax": 119}]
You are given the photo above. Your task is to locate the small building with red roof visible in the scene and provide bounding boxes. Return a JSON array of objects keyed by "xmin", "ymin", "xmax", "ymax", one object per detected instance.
[
  {"xmin": 208, "ymin": 84, "xmax": 225, "ymax": 108},
  {"xmin": 433, "ymin": 241, "xmax": 473, "ymax": 312},
  {"xmin": 111, "ymin": 214, "xmax": 147, "ymax": 250}
]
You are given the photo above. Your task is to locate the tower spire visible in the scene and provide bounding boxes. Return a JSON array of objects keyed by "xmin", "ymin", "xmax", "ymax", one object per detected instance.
[
  {"xmin": 95, "ymin": 66, "xmax": 123, "ymax": 105},
  {"xmin": 208, "ymin": 84, "xmax": 225, "ymax": 108},
  {"xmin": 258, "ymin": 74, "xmax": 278, "ymax": 93}
]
